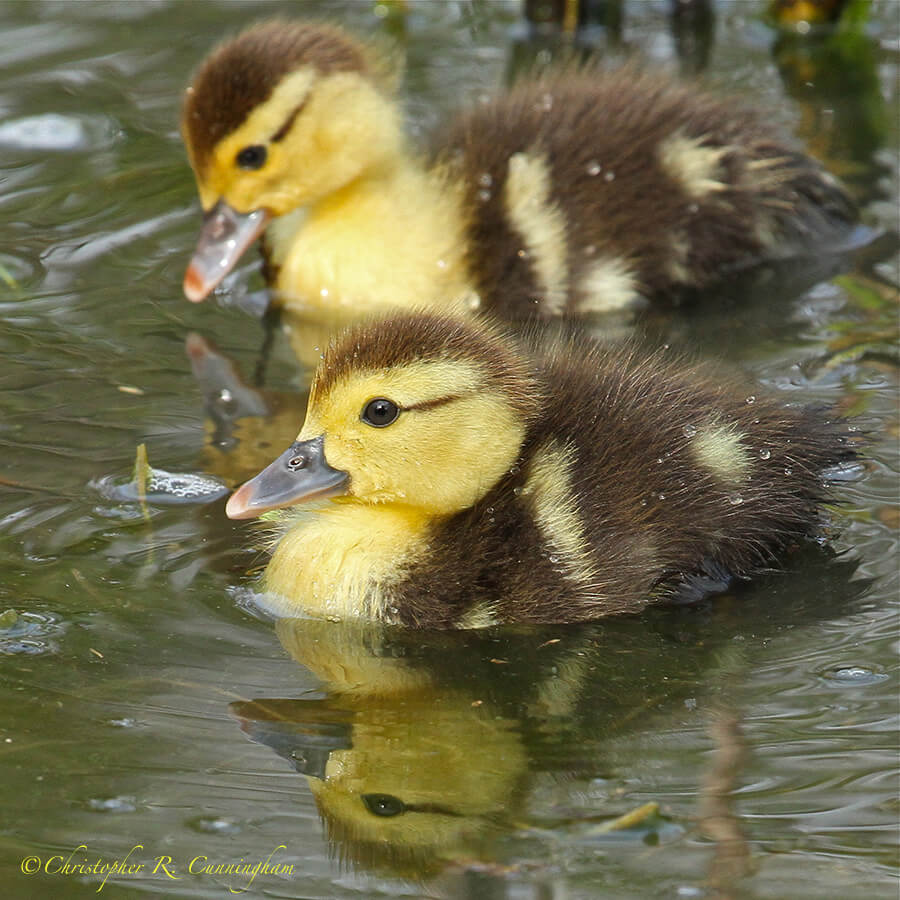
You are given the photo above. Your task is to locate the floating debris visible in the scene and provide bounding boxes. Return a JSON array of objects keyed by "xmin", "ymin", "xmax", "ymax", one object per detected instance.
[
  {"xmin": 0, "ymin": 262, "xmax": 19, "ymax": 290},
  {"xmin": 579, "ymin": 801, "xmax": 683, "ymax": 845},
  {"xmin": 93, "ymin": 443, "xmax": 228, "ymax": 506},
  {"xmin": 592, "ymin": 801, "xmax": 662, "ymax": 834},
  {"xmin": 0, "ymin": 609, "xmax": 66, "ymax": 656}
]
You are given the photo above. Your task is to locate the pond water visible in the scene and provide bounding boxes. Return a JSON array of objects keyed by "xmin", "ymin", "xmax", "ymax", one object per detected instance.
[{"xmin": 0, "ymin": 1, "xmax": 897, "ymax": 898}]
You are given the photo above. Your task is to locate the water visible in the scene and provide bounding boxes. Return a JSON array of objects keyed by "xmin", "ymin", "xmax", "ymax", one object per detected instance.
[{"xmin": 0, "ymin": 1, "xmax": 897, "ymax": 898}]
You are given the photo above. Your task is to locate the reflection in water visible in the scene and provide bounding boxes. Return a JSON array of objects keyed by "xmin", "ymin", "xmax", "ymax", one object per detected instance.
[
  {"xmin": 229, "ymin": 548, "xmax": 868, "ymax": 887},
  {"xmin": 184, "ymin": 307, "xmax": 372, "ymax": 488},
  {"xmin": 773, "ymin": 23, "xmax": 890, "ymax": 200},
  {"xmin": 186, "ymin": 331, "xmax": 308, "ymax": 488}
]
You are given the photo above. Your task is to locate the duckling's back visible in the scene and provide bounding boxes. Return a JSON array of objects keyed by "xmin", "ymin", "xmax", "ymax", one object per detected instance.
[
  {"xmin": 433, "ymin": 68, "xmax": 856, "ymax": 316},
  {"xmin": 395, "ymin": 337, "xmax": 856, "ymax": 627}
]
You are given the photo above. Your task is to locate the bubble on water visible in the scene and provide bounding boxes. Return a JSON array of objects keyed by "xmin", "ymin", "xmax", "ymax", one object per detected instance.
[
  {"xmin": 821, "ymin": 665, "xmax": 888, "ymax": 686},
  {"xmin": 86, "ymin": 796, "xmax": 137, "ymax": 813},
  {"xmin": 188, "ymin": 815, "xmax": 242, "ymax": 836},
  {"xmin": 0, "ymin": 610, "xmax": 66, "ymax": 656}
]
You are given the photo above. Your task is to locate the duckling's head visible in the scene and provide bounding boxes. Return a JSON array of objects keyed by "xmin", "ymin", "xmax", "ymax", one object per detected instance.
[
  {"xmin": 226, "ymin": 314, "xmax": 538, "ymax": 520},
  {"xmin": 182, "ymin": 21, "xmax": 402, "ymax": 301}
]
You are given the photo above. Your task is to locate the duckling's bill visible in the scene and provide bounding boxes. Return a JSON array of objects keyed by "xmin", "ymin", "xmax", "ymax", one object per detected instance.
[
  {"xmin": 226, "ymin": 435, "xmax": 348, "ymax": 519},
  {"xmin": 184, "ymin": 199, "xmax": 270, "ymax": 302}
]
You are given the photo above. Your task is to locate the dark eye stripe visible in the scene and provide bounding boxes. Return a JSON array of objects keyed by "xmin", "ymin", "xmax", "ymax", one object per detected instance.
[
  {"xmin": 271, "ymin": 98, "xmax": 309, "ymax": 143},
  {"xmin": 404, "ymin": 393, "xmax": 467, "ymax": 412},
  {"xmin": 404, "ymin": 802, "xmax": 465, "ymax": 817}
]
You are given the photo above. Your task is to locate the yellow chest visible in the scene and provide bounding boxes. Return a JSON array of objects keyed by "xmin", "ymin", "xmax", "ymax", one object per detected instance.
[
  {"xmin": 266, "ymin": 168, "xmax": 473, "ymax": 314},
  {"xmin": 261, "ymin": 502, "xmax": 431, "ymax": 621}
]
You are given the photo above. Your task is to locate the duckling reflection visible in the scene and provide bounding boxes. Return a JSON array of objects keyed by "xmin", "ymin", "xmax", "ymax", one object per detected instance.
[
  {"xmin": 233, "ymin": 620, "xmax": 539, "ymax": 877},
  {"xmin": 231, "ymin": 616, "xmax": 682, "ymax": 877},
  {"xmin": 186, "ymin": 332, "xmax": 308, "ymax": 487},
  {"xmin": 772, "ymin": 21, "xmax": 890, "ymax": 203},
  {"xmin": 229, "ymin": 552, "xmax": 868, "ymax": 882}
]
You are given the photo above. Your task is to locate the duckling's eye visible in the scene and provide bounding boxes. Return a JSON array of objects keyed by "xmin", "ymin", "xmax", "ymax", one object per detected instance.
[
  {"xmin": 235, "ymin": 144, "xmax": 267, "ymax": 170},
  {"xmin": 362, "ymin": 793, "xmax": 406, "ymax": 817},
  {"xmin": 361, "ymin": 398, "xmax": 400, "ymax": 427}
]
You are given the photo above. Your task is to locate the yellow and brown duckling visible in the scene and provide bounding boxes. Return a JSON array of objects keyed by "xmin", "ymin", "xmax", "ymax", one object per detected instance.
[
  {"xmin": 224, "ymin": 313, "xmax": 856, "ymax": 628},
  {"xmin": 182, "ymin": 21, "xmax": 856, "ymax": 317}
]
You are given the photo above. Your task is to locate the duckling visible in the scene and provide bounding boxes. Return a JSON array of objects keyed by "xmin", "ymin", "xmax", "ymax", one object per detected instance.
[
  {"xmin": 225, "ymin": 313, "xmax": 856, "ymax": 628},
  {"xmin": 182, "ymin": 20, "xmax": 855, "ymax": 316}
]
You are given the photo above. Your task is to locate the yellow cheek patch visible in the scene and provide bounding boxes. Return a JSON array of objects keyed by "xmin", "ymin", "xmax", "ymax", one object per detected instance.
[
  {"xmin": 658, "ymin": 132, "xmax": 730, "ymax": 199},
  {"xmin": 299, "ymin": 359, "xmax": 484, "ymax": 440},
  {"xmin": 204, "ymin": 68, "xmax": 317, "ymax": 206},
  {"xmin": 324, "ymin": 360, "xmax": 484, "ymax": 418},
  {"xmin": 522, "ymin": 439, "xmax": 597, "ymax": 590},
  {"xmin": 299, "ymin": 359, "xmax": 523, "ymax": 515},
  {"xmin": 692, "ymin": 424, "xmax": 752, "ymax": 482},
  {"xmin": 504, "ymin": 152, "xmax": 569, "ymax": 313}
]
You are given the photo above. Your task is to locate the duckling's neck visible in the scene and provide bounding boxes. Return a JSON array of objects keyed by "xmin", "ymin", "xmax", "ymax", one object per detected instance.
[
  {"xmin": 262, "ymin": 500, "xmax": 434, "ymax": 622},
  {"xmin": 265, "ymin": 157, "xmax": 474, "ymax": 315}
]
